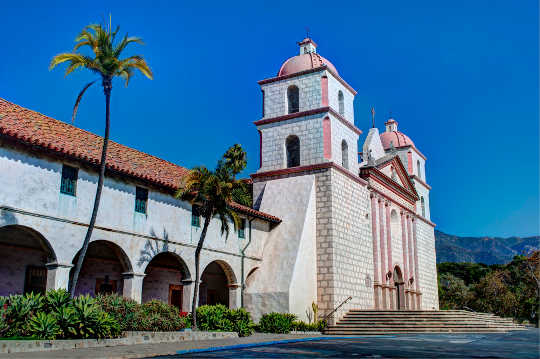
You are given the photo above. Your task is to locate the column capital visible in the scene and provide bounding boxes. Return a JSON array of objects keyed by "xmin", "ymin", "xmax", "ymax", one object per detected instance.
[
  {"xmin": 121, "ymin": 271, "xmax": 146, "ymax": 279},
  {"xmin": 181, "ymin": 279, "xmax": 194, "ymax": 285},
  {"xmin": 46, "ymin": 262, "xmax": 73, "ymax": 269},
  {"xmin": 384, "ymin": 201, "xmax": 390, "ymax": 207},
  {"xmin": 227, "ymin": 283, "xmax": 240, "ymax": 289}
]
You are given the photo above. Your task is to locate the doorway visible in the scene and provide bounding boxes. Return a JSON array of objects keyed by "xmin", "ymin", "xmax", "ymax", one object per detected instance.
[{"xmin": 393, "ymin": 266, "xmax": 406, "ymax": 310}]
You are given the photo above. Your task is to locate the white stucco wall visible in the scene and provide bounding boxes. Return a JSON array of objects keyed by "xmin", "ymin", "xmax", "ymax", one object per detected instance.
[
  {"xmin": 244, "ymin": 175, "xmax": 317, "ymax": 321},
  {"xmin": 0, "ymin": 143, "xmax": 270, "ymax": 308},
  {"xmin": 415, "ymin": 219, "xmax": 439, "ymax": 309},
  {"xmin": 327, "ymin": 73, "xmax": 355, "ymax": 124}
]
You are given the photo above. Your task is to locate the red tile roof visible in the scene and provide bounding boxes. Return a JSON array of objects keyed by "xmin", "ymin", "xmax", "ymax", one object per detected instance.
[{"xmin": 0, "ymin": 98, "xmax": 280, "ymax": 223}]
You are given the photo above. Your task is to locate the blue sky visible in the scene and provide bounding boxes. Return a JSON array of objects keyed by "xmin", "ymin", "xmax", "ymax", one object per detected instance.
[{"xmin": 1, "ymin": 0, "xmax": 538, "ymax": 237}]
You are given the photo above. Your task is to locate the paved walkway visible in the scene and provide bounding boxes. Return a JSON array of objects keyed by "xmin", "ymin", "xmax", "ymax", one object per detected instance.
[
  {"xmin": 0, "ymin": 334, "xmax": 322, "ymax": 359},
  {"xmin": 1, "ymin": 330, "xmax": 538, "ymax": 358}
]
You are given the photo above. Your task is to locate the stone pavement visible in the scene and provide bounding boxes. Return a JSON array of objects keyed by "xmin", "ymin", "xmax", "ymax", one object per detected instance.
[{"xmin": 0, "ymin": 333, "xmax": 322, "ymax": 359}]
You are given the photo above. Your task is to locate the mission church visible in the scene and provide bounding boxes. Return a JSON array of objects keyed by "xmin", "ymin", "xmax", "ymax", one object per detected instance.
[{"xmin": 0, "ymin": 37, "xmax": 438, "ymax": 323}]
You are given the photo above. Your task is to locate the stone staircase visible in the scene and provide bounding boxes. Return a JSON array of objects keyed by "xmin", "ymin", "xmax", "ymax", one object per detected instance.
[{"xmin": 324, "ymin": 310, "xmax": 526, "ymax": 335}]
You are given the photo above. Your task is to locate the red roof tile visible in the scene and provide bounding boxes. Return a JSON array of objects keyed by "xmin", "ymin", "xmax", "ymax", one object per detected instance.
[{"xmin": 0, "ymin": 98, "xmax": 280, "ymax": 223}]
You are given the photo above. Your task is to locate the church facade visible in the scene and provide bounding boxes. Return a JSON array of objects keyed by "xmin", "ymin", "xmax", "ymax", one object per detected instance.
[{"xmin": 0, "ymin": 38, "xmax": 438, "ymax": 323}]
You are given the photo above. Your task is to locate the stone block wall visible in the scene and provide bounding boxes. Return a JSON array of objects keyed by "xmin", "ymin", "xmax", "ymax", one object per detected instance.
[
  {"xmin": 316, "ymin": 168, "xmax": 373, "ymax": 322},
  {"xmin": 415, "ymin": 219, "xmax": 439, "ymax": 309},
  {"xmin": 261, "ymin": 71, "xmax": 322, "ymax": 119},
  {"xmin": 329, "ymin": 113, "xmax": 359, "ymax": 172},
  {"xmin": 327, "ymin": 73, "xmax": 355, "ymax": 123},
  {"xmin": 257, "ymin": 114, "xmax": 325, "ymax": 172}
]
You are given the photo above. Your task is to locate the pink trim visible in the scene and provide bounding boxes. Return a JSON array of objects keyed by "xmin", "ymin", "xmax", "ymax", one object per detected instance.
[
  {"xmin": 321, "ymin": 76, "xmax": 328, "ymax": 106},
  {"xmin": 368, "ymin": 186, "xmax": 414, "ymax": 213},
  {"xmin": 378, "ymin": 200, "xmax": 386, "ymax": 285},
  {"xmin": 400, "ymin": 212, "xmax": 409, "ymax": 290},
  {"xmin": 251, "ymin": 162, "xmax": 368, "ymax": 186},
  {"xmin": 412, "ymin": 146, "xmax": 427, "ymax": 161},
  {"xmin": 410, "ymin": 174, "xmax": 432, "ymax": 190},
  {"xmin": 416, "ymin": 214, "xmax": 436, "ymax": 227},
  {"xmin": 407, "ymin": 216, "xmax": 414, "ymax": 287},
  {"xmin": 364, "ymin": 172, "xmax": 417, "ymax": 205},
  {"xmin": 323, "ymin": 116, "xmax": 332, "ymax": 159},
  {"xmin": 371, "ymin": 195, "xmax": 380, "ymax": 283},
  {"xmin": 258, "ymin": 130, "xmax": 262, "ymax": 169},
  {"xmin": 254, "ymin": 106, "xmax": 362, "ymax": 136},
  {"xmin": 407, "ymin": 151, "xmax": 413, "ymax": 175},
  {"xmin": 385, "ymin": 204, "xmax": 392, "ymax": 278},
  {"xmin": 412, "ymin": 219, "xmax": 420, "ymax": 293},
  {"xmin": 258, "ymin": 65, "xmax": 357, "ymax": 95}
]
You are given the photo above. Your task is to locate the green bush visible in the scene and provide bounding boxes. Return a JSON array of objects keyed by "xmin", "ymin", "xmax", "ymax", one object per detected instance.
[
  {"xmin": 133, "ymin": 300, "xmax": 186, "ymax": 332},
  {"xmin": 258, "ymin": 312, "xmax": 297, "ymax": 334},
  {"xmin": 94, "ymin": 293, "xmax": 138, "ymax": 331},
  {"xmin": 195, "ymin": 305, "xmax": 253, "ymax": 337},
  {"xmin": 27, "ymin": 312, "xmax": 60, "ymax": 340}
]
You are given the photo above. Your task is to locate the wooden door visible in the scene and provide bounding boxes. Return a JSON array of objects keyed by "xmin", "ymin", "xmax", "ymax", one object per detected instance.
[{"xmin": 169, "ymin": 284, "xmax": 183, "ymax": 310}]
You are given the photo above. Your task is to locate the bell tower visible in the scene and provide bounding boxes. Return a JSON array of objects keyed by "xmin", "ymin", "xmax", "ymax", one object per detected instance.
[{"xmin": 255, "ymin": 38, "xmax": 362, "ymax": 174}]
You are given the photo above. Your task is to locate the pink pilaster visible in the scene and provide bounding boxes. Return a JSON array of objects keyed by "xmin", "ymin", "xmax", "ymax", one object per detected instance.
[
  {"xmin": 370, "ymin": 194, "xmax": 380, "ymax": 309},
  {"xmin": 385, "ymin": 202, "xmax": 393, "ymax": 309},
  {"xmin": 407, "ymin": 151, "xmax": 413, "ymax": 175},
  {"xmin": 406, "ymin": 214, "xmax": 415, "ymax": 310},
  {"xmin": 321, "ymin": 75, "xmax": 329, "ymax": 107},
  {"xmin": 400, "ymin": 211, "xmax": 409, "ymax": 307},
  {"xmin": 258, "ymin": 130, "xmax": 262, "ymax": 168},
  {"xmin": 378, "ymin": 199, "xmax": 387, "ymax": 309},
  {"xmin": 413, "ymin": 218, "xmax": 421, "ymax": 309},
  {"xmin": 323, "ymin": 117, "xmax": 332, "ymax": 159}
]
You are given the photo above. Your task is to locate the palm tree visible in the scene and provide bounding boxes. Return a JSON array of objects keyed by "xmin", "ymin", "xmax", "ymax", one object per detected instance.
[
  {"xmin": 223, "ymin": 144, "xmax": 247, "ymax": 180},
  {"xmin": 49, "ymin": 19, "xmax": 153, "ymax": 297},
  {"xmin": 176, "ymin": 146, "xmax": 250, "ymax": 329}
]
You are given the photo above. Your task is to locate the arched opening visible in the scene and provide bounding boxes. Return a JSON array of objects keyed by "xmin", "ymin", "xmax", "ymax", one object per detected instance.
[
  {"xmin": 0, "ymin": 225, "xmax": 56, "ymax": 296},
  {"xmin": 142, "ymin": 252, "xmax": 190, "ymax": 310},
  {"xmin": 393, "ymin": 266, "xmax": 406, "ymax": 310},
  {"xmin": 390, "ymin": 209, "xmax": 401, "ymax": 244},
  {"xmin": 199, "ymin": 260, "xmax": 236, "ymax": 308},
  {"xmin": 341, "ymin": 140, "xmax": 349, "ymax": 169},
  {"xmin": 287, "ymin": 85, "xmax": 299, "ymax": 114},
  {"xmin": 245, "ymin": 267, "xmax": 258, "ymax": 289},
  {"xmin": 71, "ymin": 240, "xmax": 132, "ymax": 297},
  {"xmin": 338, "ymin": 90, "xmax": 344, "ymax": 115},
  {"xmin": 417, "ymin": 160, "xmax": 422, "ymax": 179},
  {"xmin": 286, "ymin": 135, "xmax": 300, "ymax": 168},
  {"xmin": 421, "ymin": 197, "xmax": 425, "ymax": 217}
]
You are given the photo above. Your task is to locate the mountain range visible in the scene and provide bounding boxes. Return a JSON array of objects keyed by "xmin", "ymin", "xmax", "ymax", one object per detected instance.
[{"xmin": 435, "ymin": 230, "xmax": 539, "ymax": 264}]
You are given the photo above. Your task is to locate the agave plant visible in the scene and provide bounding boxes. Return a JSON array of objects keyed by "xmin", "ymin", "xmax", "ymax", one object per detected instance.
[{"xmin": 27, "ymin": 312, "xmax": 61, "ymax": 340}]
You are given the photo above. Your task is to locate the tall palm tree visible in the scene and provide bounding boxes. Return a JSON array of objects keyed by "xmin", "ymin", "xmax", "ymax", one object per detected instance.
[
  {"xmin": 176, "ymin": 146, "xmax": 250, "ymax": 329},
  {"xmin": 222, "ymin": 144, "xmax": 247, "ymax": 180},
  {"xmin": 49, "ymin": 20, "xmax": 153, "ymax": 297}
]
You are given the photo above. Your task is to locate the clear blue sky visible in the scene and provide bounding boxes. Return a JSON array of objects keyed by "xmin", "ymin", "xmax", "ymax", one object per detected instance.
[{"xmin": 1, "ymin": 0, "xmax": 538, "ymax": 237}]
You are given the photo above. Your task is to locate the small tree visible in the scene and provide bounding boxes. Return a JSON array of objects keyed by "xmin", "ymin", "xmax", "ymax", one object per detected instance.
[
  {"xmin": 49, "ymin": 18, "xmax": 153, "ymax": 296},
  {"xmin": 176, "ymin": 145, "xmax": 250, "ymax": 329}
]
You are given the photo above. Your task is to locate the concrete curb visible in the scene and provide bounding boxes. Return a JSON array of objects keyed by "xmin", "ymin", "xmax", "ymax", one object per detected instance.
[{"xmin": 0, "ymin": 331, "xmax": 237, "ymax": 354}]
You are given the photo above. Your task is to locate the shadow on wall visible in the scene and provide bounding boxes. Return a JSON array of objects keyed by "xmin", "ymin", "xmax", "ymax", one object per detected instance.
[{"xmin": 137, "ymin": 227, "xmax": 179, "ymax": 269}]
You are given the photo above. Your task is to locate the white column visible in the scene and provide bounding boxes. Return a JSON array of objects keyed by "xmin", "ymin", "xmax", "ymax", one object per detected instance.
[
  {"xmin": 400, "ymin": 212, "xmax": 409, "ymax": 308},
  {"xmin": 228, "ymin": 284, "xmax": 240, "ymax": 309},
  {"xmin": 378, "ymin": 199, "xmax": 387, "ymax": 309},
  {"xmin": 122, "ymin": 272, "xmax": 146, "ymax": 303},
  {"xmin": 46, "ymin": 262, "xmax": 73, "ymax": 291},
  {"xmin": 370, "ymin": 194, "xmax": 381, "ymax": 309},
  {"xmin": 181, "ymin": 279, "xmax": 193, "ymax": 313}
]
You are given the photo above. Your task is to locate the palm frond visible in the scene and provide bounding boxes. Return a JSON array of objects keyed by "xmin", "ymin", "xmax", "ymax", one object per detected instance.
[{"xmin": 72, "ymin": 81, "xmax": 96, "ymax": 123}]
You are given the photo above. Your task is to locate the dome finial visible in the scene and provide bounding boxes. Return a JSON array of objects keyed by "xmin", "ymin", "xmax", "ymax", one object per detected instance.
[{"xmin": 298, "ymin": 37, "xmax": 317, "ymax": 55}]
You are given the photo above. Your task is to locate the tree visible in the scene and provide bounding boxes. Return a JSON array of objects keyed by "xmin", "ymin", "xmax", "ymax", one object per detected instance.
[
  {"xmin": 176, "ymin": 145, "xmax": 249, "ymax": 329},
  {"xmin": 49, "ymin": 19, "xmax": 153, "ymax": 297},
  {"xmin": 222, "ymin": 144, "xmax": 247, "ymax": 180}
]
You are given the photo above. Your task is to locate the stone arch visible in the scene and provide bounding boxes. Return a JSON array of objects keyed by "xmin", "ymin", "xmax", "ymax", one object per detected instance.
[
  {"xmin": 199, "ymin": 260, "xmax": 238, "ymax": 308},
  {"xmin": 285, "ymin": 135, "xmax": 300, "ymax": 168},
  {"xmin": 0, "ymin": 225, "xmax": 57, "ymax": 295},
  {"xmin": 142, "ymin": 251, "xmax": 191, "ymax": 309},
  {"xmin": 287, "ymin": 85, "xmax": 299, "ymax": 114},
  {"xmin": 338, "ymin": 90, "xmax": 344, "ymax": 115},
  {"xmin": 70, "ymin": 240, "xmax": 132, "ymax": 297},
  {"xmin": 341, "ymin": 140, "xmax": 349, "ymax": 169},
  {"xmin": 393, "ymin": 265, "xmax": 406, "ymax": 310}
]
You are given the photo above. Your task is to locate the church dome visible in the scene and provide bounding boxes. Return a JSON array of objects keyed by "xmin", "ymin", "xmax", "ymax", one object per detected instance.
[
  {"xmin": 277, "ymin": 38, "xmax": 339, "ymax": 77},
  {"xmin": 379, "ymin": 119, "xmax": 415, "ymax": 150}
]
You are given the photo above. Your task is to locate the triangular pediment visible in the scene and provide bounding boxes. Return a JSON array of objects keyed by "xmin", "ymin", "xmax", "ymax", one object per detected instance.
[{"xmin": 376, "ymin": 156, "xmax": 417, "ymax": 195}]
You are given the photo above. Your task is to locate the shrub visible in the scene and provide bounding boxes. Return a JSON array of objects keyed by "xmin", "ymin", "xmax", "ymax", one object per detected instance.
[
  {"xmin": 133, "ymin": 300, "xmax": 186, "ymax": 332},
  {"xmin": 258, "ymin": 312, "xmax": 296, "ymax": 334},
  {"xmin": 95, "ymin": 293, "xmax": 138, "ymax": 331},
  {"xmin": 44, "ymin": 289, "xmax": 71, "ymax": 313},
  {"xmin": 27, "ymin": 312, "xmax": 60, "ymax": 340},
  {"xmin": 195, "ymin": 305, "xmax": 253, "ymax": 337}
]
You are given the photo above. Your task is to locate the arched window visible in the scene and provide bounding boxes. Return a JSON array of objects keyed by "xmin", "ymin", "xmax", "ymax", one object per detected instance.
[
  {"xmin": 338, "ymin": 90, "xmax": 344, "ymax": 115},
  {"xmin": 287, "ymin": 85, "xmax": 299, "ymax": 114},
  {"xmin": 421, "ymin": 196, "xmax": 425, "ymax": 217},
  {"xmin": 417, "ymin": 160, "xmax": 422, "ymax": 179},
  {"xmin": 286, "ymin": 135, "xmax": 300, "ymax": 168},
  {"xmin": 341, "ymin": 140, "xmax": 349, "ymax": 169}
]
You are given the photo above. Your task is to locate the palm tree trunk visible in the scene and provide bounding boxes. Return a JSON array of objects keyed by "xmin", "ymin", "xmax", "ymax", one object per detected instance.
[
  {"xmin": 69, "ymin": 76, "xmax": 112, "ymax": 297},
  {"xmin": 191, "ymin": 212, "xmax": 212, "ymax": 330}
]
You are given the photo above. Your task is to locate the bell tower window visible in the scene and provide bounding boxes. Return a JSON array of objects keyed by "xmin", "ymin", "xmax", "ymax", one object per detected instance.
[
  {"xmin": 421, "ymin": 196, "xmax": 426, "ymax": 217},
  {"xmin": 287, "ymin": 85, "xmax": 299, "ymax": 114},
  {"xmin": 286, "ymin": 135, "xmax": 300, "ymax": 168},
  {"xmin": 341, "ymin": 140, "xmax": 349, "ymax": 169},
  {"xmin": 338, "ymin": 91, "xmax": 344, "ymax": 116}
]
